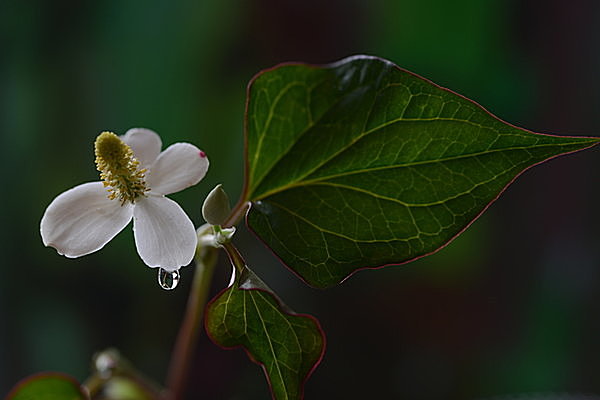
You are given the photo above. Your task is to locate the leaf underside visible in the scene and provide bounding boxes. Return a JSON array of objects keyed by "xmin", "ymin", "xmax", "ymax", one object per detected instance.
[
  {"xmin": 6, "ymin": 373, "xmax": 87, "ymax": 400},
  {"xmin": 205, "ymin": 267, "xmax": 325, "ymax": 400},
  {"xmin": 242, "ymin": 55, "xmax": 599, "ymax": 288}
]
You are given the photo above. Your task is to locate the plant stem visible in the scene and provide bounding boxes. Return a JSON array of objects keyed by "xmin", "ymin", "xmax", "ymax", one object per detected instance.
[
  {"xmin": 221, "ymin": 241, "xmax": 246, "ymax": 274},
  {"xmin": 223, "ymin": 200, "xmax": 249, "ymax": 228},
  {"xmin": 82, "ymin": 374, "xmax": 104, "ymax": 398},
  {"xmin": 165, "ymin": 247, "xmax": 218, "ymax": 400}
]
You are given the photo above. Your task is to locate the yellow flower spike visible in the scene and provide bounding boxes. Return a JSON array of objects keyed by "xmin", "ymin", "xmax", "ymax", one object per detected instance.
[{"xmin": 94, "ymin": 131, "xmax": 148, "ymax": 204}]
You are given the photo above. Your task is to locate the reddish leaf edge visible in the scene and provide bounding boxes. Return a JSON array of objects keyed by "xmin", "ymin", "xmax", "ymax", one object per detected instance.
[
  {"xmin": 230, "ymin": 54, "xmax": 600, "ymax": 289},
  {"xmin": 204, "ymin": 284, "xmax": 327, "ymax": 400},
  {"xmin": 4, "ymin": 371, "xmax": 88, "ymax": 400}
]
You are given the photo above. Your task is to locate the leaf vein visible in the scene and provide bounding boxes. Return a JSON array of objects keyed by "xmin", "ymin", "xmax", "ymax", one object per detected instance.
[
  {"xmin": 249, "ymin": 293, "xmax": 289, "ymax": 399},
  {"xmin": 254, "ymin": 142, "xmax": 581, "ymax": 200}
]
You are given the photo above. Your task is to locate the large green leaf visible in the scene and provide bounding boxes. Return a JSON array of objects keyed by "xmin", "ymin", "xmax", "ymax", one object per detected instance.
[
  {"xmin": 205, "ymin": 266, "xmax": 325, "ymax": 400},
  {"xmin": 6, "ymin": 373, "xmax": 88, "ymax": 400},
  {"xmin": 241, "ymin": 55, "xmax": 599, "ymax": 288}
]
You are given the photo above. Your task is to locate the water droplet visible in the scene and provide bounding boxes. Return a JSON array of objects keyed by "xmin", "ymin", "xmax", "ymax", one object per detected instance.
[{"xmin": 158, "ymin": 268, "xmax": 180, "ymax": 290}]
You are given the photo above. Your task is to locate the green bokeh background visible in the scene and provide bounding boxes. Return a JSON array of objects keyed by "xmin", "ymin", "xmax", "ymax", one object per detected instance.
[{"xmin": 2, "ymin": 1, "xmax": 600, "ymax": 399}]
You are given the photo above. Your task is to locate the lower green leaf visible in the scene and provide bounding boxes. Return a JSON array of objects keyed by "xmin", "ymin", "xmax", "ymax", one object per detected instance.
[
  {"xmin": 6, "ymin": 373, "xmax": 88, "ymax": 400},
  {"xmin": 205, "ymin": 267, "xmax": 325, "ymax": 400}
]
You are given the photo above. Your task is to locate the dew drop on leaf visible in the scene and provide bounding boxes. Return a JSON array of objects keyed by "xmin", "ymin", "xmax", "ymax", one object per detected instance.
[{"xmin": 158, "ymin": 268, "xmax": 180, "ymax": 290}]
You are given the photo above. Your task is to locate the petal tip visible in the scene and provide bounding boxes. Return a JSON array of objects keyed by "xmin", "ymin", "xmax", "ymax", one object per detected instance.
[
  {"xmin": 43, "ymin": 240, "xmax": 87, "ymax": 258},
  {"xmin": 43, "ymin": 240, "xmax": 60, "ymax": 253}
]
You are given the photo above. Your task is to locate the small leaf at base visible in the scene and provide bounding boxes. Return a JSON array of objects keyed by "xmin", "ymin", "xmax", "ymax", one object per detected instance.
[{"xmin": 205, "ymin": 267, "xmax": 325, "ymax": 400}]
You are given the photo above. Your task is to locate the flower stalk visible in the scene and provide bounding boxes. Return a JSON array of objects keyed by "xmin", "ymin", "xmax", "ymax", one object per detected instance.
[
  {"xmin": 165, "ymin": 246, "xmax": 218, "ymax": 400},
  {"xmin": 222, "ymin": 200, "xmax": 250, "ymax": 228}
]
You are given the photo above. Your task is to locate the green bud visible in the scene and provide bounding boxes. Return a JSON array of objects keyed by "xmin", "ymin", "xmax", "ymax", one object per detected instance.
[{"xmin": 202, "ymin": 184, "xmax": 231, "ymax": 225}]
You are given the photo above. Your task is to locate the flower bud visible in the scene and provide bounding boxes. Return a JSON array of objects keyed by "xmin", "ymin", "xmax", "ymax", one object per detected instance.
[{"xmin": 202, "ymin": 184, "xmax": 231, "ymax": 225}]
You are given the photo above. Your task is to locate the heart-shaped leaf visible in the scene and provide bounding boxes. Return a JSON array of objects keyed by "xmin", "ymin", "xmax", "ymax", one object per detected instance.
[
  {"xmin": 241, "ymin": 55, "xmax": 599, "ymax": 288},
  {"xmin": 6, "ymin": 373, "xmax": 88, "ymax": 400},
  {"xmin": 205, "ymin": 266, "xmax": 325, "ymax": 400}
]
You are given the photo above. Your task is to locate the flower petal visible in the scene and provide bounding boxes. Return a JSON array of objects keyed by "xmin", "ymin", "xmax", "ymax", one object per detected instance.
[
  {"xmin": 145, "ymin": 143, "xmax": 209, "ymax": 195},
  {"xmin": 132, "ymin": 195, "xmax": 197, "ymax": 271},
  {"xmin": 121, "ymin": 128, "xmax": 162, "ymax": 168},
  {"xmin": 40, "ymin": 182, "xmax": 134, "ymax": 257}
]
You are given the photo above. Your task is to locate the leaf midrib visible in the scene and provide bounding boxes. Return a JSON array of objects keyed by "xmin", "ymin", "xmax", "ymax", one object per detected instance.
[
  {"xmin": 252, "ymin": 140, "xmax": 589, "ymax": 201},
  {"xmin": 249, "ymin": 292, "xmax": 289, "ymax": 400}
]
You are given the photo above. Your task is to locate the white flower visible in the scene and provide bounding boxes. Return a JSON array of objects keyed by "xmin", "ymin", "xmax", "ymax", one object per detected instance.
[{"xmin": 40, "ymin": 128, "xmax": 209, "ymax": 272}]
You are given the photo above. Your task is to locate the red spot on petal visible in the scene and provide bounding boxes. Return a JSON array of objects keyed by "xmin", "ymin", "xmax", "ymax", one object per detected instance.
[{"xmin": 199, "ymin": 151, "xmax": 206, "ymax": 158}]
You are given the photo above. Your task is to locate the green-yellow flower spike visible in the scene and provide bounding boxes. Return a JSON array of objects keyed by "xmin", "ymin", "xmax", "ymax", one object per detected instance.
[{"xmin": 94, "ymin": 131, "xmax": 148, "ymax": 204}]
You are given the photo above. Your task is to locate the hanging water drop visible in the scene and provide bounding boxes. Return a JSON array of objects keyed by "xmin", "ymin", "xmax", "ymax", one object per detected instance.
[{"xmin": 158, "ymin": 268, "xmax": 180, "ymax": 290}]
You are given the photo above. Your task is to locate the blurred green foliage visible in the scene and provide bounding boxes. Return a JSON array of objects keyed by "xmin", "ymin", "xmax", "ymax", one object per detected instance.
[{"xmin": 2, "ymin": 1, "xmax": 600, "ymax": 399}]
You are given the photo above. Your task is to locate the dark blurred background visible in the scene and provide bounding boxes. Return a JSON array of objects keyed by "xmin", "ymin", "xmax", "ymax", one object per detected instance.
[{"xmin": 2, "ymin": 1, "xmax": 600, "ymax": 399}]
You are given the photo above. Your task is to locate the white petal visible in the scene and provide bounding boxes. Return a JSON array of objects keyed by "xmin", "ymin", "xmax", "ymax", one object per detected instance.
[
  {"xmin": 121, "ymin": 128, "xmax": 162, "ymax": 168},
  {"xmin": 40, "ymin": 182, "xmax": 134, "ymax": 258},
  {"xmin": 145, "ymin": 143, "xmax": 209, "ymax": 195},
  {"xmin": 132, "ymin": 195, "xmax": 197, "ymax": 271}
]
